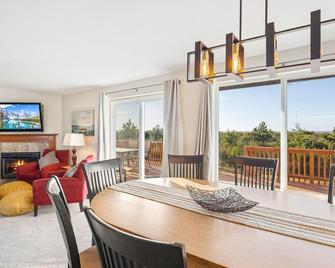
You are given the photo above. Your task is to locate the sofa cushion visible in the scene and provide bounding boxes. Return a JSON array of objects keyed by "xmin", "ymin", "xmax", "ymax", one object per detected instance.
[
  {"xmin": 0, "ymin": 181, "xmax": 32, "ymax": 199},
  {"xmin": 38, "ymin": 151, "xmax": 59, "ymax": 170},
  {"xmin": 0, "ymin": 190, "xmax": 33, "ymax": 216}
]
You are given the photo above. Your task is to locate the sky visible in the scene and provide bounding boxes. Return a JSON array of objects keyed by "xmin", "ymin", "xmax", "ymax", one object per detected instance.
[
  {"xmin": 0, "ymin": 103, "xmax": 40, "ymax": 115},
  {"xmin": 219, "ymin": 77, "xmax": 335, "ymax": 132},
  {"xmin": 116, "ymin": 99, "xmax": 163, "ymax": 131}
]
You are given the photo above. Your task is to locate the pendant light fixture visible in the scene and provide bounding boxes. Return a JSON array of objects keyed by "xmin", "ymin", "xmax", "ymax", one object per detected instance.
[{"xmin": 187, "ymin": 0, "xmax": 335, "ymax": 84}]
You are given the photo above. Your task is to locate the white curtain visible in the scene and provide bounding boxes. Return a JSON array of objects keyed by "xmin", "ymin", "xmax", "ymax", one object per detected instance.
[
  {"xmin": 98, "ymin": 91, "xmax": 111, "ymax": 161},
  {"xmin": 161, "ymin": 79, "xmax": 184, "ymax": 177},
  {"xmin": 195, "ymin": 83, "xmax": 217, "ymax": 181}
]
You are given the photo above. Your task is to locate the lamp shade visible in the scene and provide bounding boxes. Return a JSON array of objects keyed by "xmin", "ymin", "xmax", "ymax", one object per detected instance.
[{"xmin": 62, "ymin": 133, "xmax": 85, "ymax": 147}]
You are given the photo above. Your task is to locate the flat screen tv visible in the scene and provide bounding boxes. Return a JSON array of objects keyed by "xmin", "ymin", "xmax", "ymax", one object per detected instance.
[{"xmin": 0, "ymin": 102, "xmax": 43, "ymax": 132}]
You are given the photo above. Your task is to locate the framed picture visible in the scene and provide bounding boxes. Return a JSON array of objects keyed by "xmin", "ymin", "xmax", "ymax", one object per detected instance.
[{"xmin": 71, "ymin": 109, "xmax": 95, "ymax": 136}]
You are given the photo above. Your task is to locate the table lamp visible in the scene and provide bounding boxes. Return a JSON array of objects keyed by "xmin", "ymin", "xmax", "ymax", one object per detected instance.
[{"xmin": 62, "ymin": 133, "xmax": 86, "ymax": 165}]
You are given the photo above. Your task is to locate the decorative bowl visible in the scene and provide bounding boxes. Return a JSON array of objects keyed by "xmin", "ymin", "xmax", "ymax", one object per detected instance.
[{"xmin": 186, "ymin": 185, "xmax": 258, "ymax": 213}]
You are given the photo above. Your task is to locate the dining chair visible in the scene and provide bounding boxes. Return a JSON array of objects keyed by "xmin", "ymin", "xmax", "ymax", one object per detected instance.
[
  {"xmin": 83, "ymin": 158, "xmax": 125, "ymax": 202},
  {"xmin": 46, "ymin": 176, "xmax": 100, "ymax": 268},
  {"xmin": 328, "ymin": 164, "xmax": 335, "ymax": 204},
  {"xmin": 168, "ymin": 154, "xmax": 204, "ymax": 180},
  {"xmin": 234, "ymin": 156, "xmax": 279, "ymax": 191},
  {"xmin": 84, "ymin": 207, "xmax": 188, "ymax": 268}
]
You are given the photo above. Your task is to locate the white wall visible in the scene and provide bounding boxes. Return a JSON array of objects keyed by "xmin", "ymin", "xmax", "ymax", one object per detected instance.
[
  {"xmin": 61, "ymin": 71, "xmax": 203, "ymax": 161},
  {"xmin": 0, "ymin": 87, "xmax": 63, "ymax": 147}
]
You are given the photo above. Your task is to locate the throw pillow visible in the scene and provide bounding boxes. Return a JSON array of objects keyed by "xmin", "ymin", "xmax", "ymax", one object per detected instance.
[
  {"xmin": 38, "ymin": 151, "xmax": 59, "ymax": 170},
  {"xmin": 0, "ymin": 190, "xmax": 33, "ymax": 216},
  {"xmin": 64, "ymin": 164, "xmax": 79, "ymax": 177},
  {"xmin": 0, "ymin": 181, "xmax": 32, "ymax": 200}
]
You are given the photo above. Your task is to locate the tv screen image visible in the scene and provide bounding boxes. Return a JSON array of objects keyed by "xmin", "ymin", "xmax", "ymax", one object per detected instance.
[{"xmin": 0, "ymin": 103, "xmax": 43, "ymax": 131}]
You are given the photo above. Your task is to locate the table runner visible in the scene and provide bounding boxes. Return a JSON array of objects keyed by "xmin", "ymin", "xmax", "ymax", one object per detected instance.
[{"xmin": 110, "ymin": 180, "xmax": 335, "ymax": 247}]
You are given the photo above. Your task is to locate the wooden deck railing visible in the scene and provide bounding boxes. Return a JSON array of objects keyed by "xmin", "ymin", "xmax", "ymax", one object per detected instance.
[{"xmin": 243, "ymin": 146, "xmax": 335, "ymax": 185}]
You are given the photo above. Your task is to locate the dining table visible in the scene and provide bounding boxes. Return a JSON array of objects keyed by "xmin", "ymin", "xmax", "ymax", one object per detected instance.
[{"xmin": 91, "ymin": 178, "xmax": 335, "ymax": 268}]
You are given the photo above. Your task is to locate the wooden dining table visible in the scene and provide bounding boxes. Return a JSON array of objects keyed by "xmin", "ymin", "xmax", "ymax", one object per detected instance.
[{"xmin": 91, "ymin": 178, "xmax": 335, "ymax": 268}]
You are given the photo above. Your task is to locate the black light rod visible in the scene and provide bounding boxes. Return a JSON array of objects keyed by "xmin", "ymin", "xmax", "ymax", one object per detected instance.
[
  {"xmin": 265, "ymin": 0, "xmax": 268, "ymax": 33},
  {"xmin": 239, "ymin": 0, "xmax": 243, "ymax": 40}
]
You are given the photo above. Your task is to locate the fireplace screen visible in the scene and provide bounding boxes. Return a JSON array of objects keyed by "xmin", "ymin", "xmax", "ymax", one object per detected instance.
[{"xmin": 1, "ymin": 152, "xmax": 40, "ymax": 180}]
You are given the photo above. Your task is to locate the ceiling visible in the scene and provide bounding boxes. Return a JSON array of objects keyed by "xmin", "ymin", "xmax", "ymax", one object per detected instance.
[{"xmin": 0, "ymin": 0, "xmax": 334, "ymax": 94}]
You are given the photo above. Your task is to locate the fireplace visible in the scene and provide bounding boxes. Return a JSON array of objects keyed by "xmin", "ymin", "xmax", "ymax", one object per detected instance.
[{"xmin": 1, "ymin": 152, "xmax": 40, "ymax": 180}]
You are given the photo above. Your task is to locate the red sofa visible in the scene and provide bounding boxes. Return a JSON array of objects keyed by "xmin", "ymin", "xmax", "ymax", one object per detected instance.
[
  {"xmin": 32, "ymin": 155, "xmax": 93, "ymax": 216},
  {"xmin": 16, "ymin": 149, "xmax": 69, "ymax": 184}
]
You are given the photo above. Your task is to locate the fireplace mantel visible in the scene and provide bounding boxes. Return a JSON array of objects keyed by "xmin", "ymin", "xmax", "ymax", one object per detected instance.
[{"xmin": 0, "ymin": 134, "xmax": 58, "ymax": 150}]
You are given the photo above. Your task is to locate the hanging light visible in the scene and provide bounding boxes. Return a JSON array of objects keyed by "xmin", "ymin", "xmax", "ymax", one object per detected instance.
[
  {"xmin": 194, "ymin": 41, "xmax": 214, "ymax": 83},
  {"xmin": 311, "ymin": 9, "xmax": 321, "ymax": 73},
  {"xmin": 226, "ymin": 33, "xmax": 244, "ymax": 81},
  {"xmin": 188, "ymin": 1, "xmax": 331, "ymax": 83},
  {"xmin": 266, "ymin": 22, "xmax": 278, "ymax": 77}
]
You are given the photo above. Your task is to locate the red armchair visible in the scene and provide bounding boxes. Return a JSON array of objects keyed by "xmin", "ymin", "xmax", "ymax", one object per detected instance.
[
  {"xmin": 32, "ymin": 155, "xmax": 94, "ymax": 216},
  {"xmin": 16, "ymin": 149, "xmax": 69, "ymax": 184}
]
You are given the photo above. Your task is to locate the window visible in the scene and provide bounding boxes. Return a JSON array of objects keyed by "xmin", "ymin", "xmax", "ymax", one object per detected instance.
[
  {"xmin": 112, "ymin": 94, "xmax": 164, "ymax": 180},
  {"xmin": 218, "ymin": 83, "xmax": 281, "ymax": 186},
  {"xmin": 287, "ymin": 77, "xmax": 335, "ymax": 196}
]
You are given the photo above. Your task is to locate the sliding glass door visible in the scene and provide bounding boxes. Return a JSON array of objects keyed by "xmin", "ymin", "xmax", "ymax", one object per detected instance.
[
  {"xmin": 218, "ymin": 83, "xmax": 281, "ymax": 187},
  {"xmin": 112, "ymin": 95, "xmax": 163, "ymax": 180},
  {"xmin": 144, "ymin": 99, "xmax": 164, "ymax": 178},
  {"xmin": 287, "ymin": 77, "xmax": 335, "ymax": 197},
  {"xmin": 115, "ymin": 101, "xmax": 140, "ymax": 179}
]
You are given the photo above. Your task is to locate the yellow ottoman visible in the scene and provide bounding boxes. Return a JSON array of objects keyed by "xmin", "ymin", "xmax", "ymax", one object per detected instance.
[
  {"xmin": 0, "ymin": 190, "xmax": 33, "ymax": 216},
  {"xmin": 0, "ymin": 181, "xmax": 32, "ymax": 199}
]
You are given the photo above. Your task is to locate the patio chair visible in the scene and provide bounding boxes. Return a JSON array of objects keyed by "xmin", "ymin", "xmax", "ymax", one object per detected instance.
[{"xmin": 145, "ymin": 141, "xmax": 163, "ymax": 166}]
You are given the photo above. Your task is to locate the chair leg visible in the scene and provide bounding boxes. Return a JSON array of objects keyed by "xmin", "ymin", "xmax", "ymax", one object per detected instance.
[
  {"xmin": 79, "ymin": 202, "xmax": 83, "ymax": 212},
  {"xmin": 33, "ymin": 206, "xmax": 38, "ymax": 217}
]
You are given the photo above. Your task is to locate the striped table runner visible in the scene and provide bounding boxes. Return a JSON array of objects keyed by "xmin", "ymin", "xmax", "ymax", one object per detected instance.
[{"xmin": 110, "ymin": 180, "xmax": 335, "ymax": 247}]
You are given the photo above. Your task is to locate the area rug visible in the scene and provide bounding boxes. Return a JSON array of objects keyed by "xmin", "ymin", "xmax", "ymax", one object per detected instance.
[{"xmin": 0, "ymin": 201, "xmax": 91, "ymax": 268}]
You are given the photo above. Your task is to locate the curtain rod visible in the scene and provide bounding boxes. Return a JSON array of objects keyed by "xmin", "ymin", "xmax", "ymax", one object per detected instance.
[{"xmin": 105, "ymin": 82, "xmax": 164, "ymax": 95}]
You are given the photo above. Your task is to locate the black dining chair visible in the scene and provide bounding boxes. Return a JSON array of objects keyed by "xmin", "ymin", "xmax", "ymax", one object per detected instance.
[
  {"xmin": 83, "ymin": 158, "xmax": 125, "ymax": 202},
  {"xmin": 168, "ymin": 154, "xmax": 204, "ymax": 180},
  {"xmin": 46, "ymin": 176, "xmax": 100, "ymax": 268},
  {"xmin": 84, "ymin": 207, "xmax": 188, "ymax": 268},
  {"xmin": 328, "ymin": 164, "xmax": 335, "ymax": 204},
  {"xmin": 234, "ymin": 156, "xmax": 279, "ymax": 191}
]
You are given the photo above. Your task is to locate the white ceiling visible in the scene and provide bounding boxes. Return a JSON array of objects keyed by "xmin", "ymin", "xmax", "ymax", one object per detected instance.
[{"xmin": 0, "ymin": 0, "xmax": 334, "ymax": 94}]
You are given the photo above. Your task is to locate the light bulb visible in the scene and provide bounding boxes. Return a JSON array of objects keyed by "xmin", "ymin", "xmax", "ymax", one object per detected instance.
[
  {"xmin": 200, "ymin": 50, "xmax": 210, "ymax": 77},
  {"xmin": 232, "ymin": 43, "xmax": 240, "ymax": 73},
  {"xmin": 274, "ymin": 38, "xmax": 279, "ymax": 67}
]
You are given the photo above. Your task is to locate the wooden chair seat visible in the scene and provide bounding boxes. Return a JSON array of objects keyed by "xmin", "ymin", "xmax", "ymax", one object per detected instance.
[{"xmin": 79, "ymin": 246, "xmax": 101, "ymax": 268}]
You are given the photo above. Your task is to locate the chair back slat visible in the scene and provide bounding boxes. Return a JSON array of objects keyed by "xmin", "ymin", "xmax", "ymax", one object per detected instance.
[
  {"xmin": 235, "ymin": 156, "xmax": 278, "ymax": 191},
  {"xmin": 84, "ymin": 158, "xmax": 125, "ymax": 202},
  {"xmin": 84, "ymin": 207, "xmax": 187, "ymax": 268},
  {"xmin": 328, "ymin": 164, "xmax": 335, "ymax": 204},
  {"xmin": 46, "ymin": 176, "xmax": 80, "ymax": 268},
  {"xmin": 168, "ymin": 154, "xmax": 204, "ymax": 180}
]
